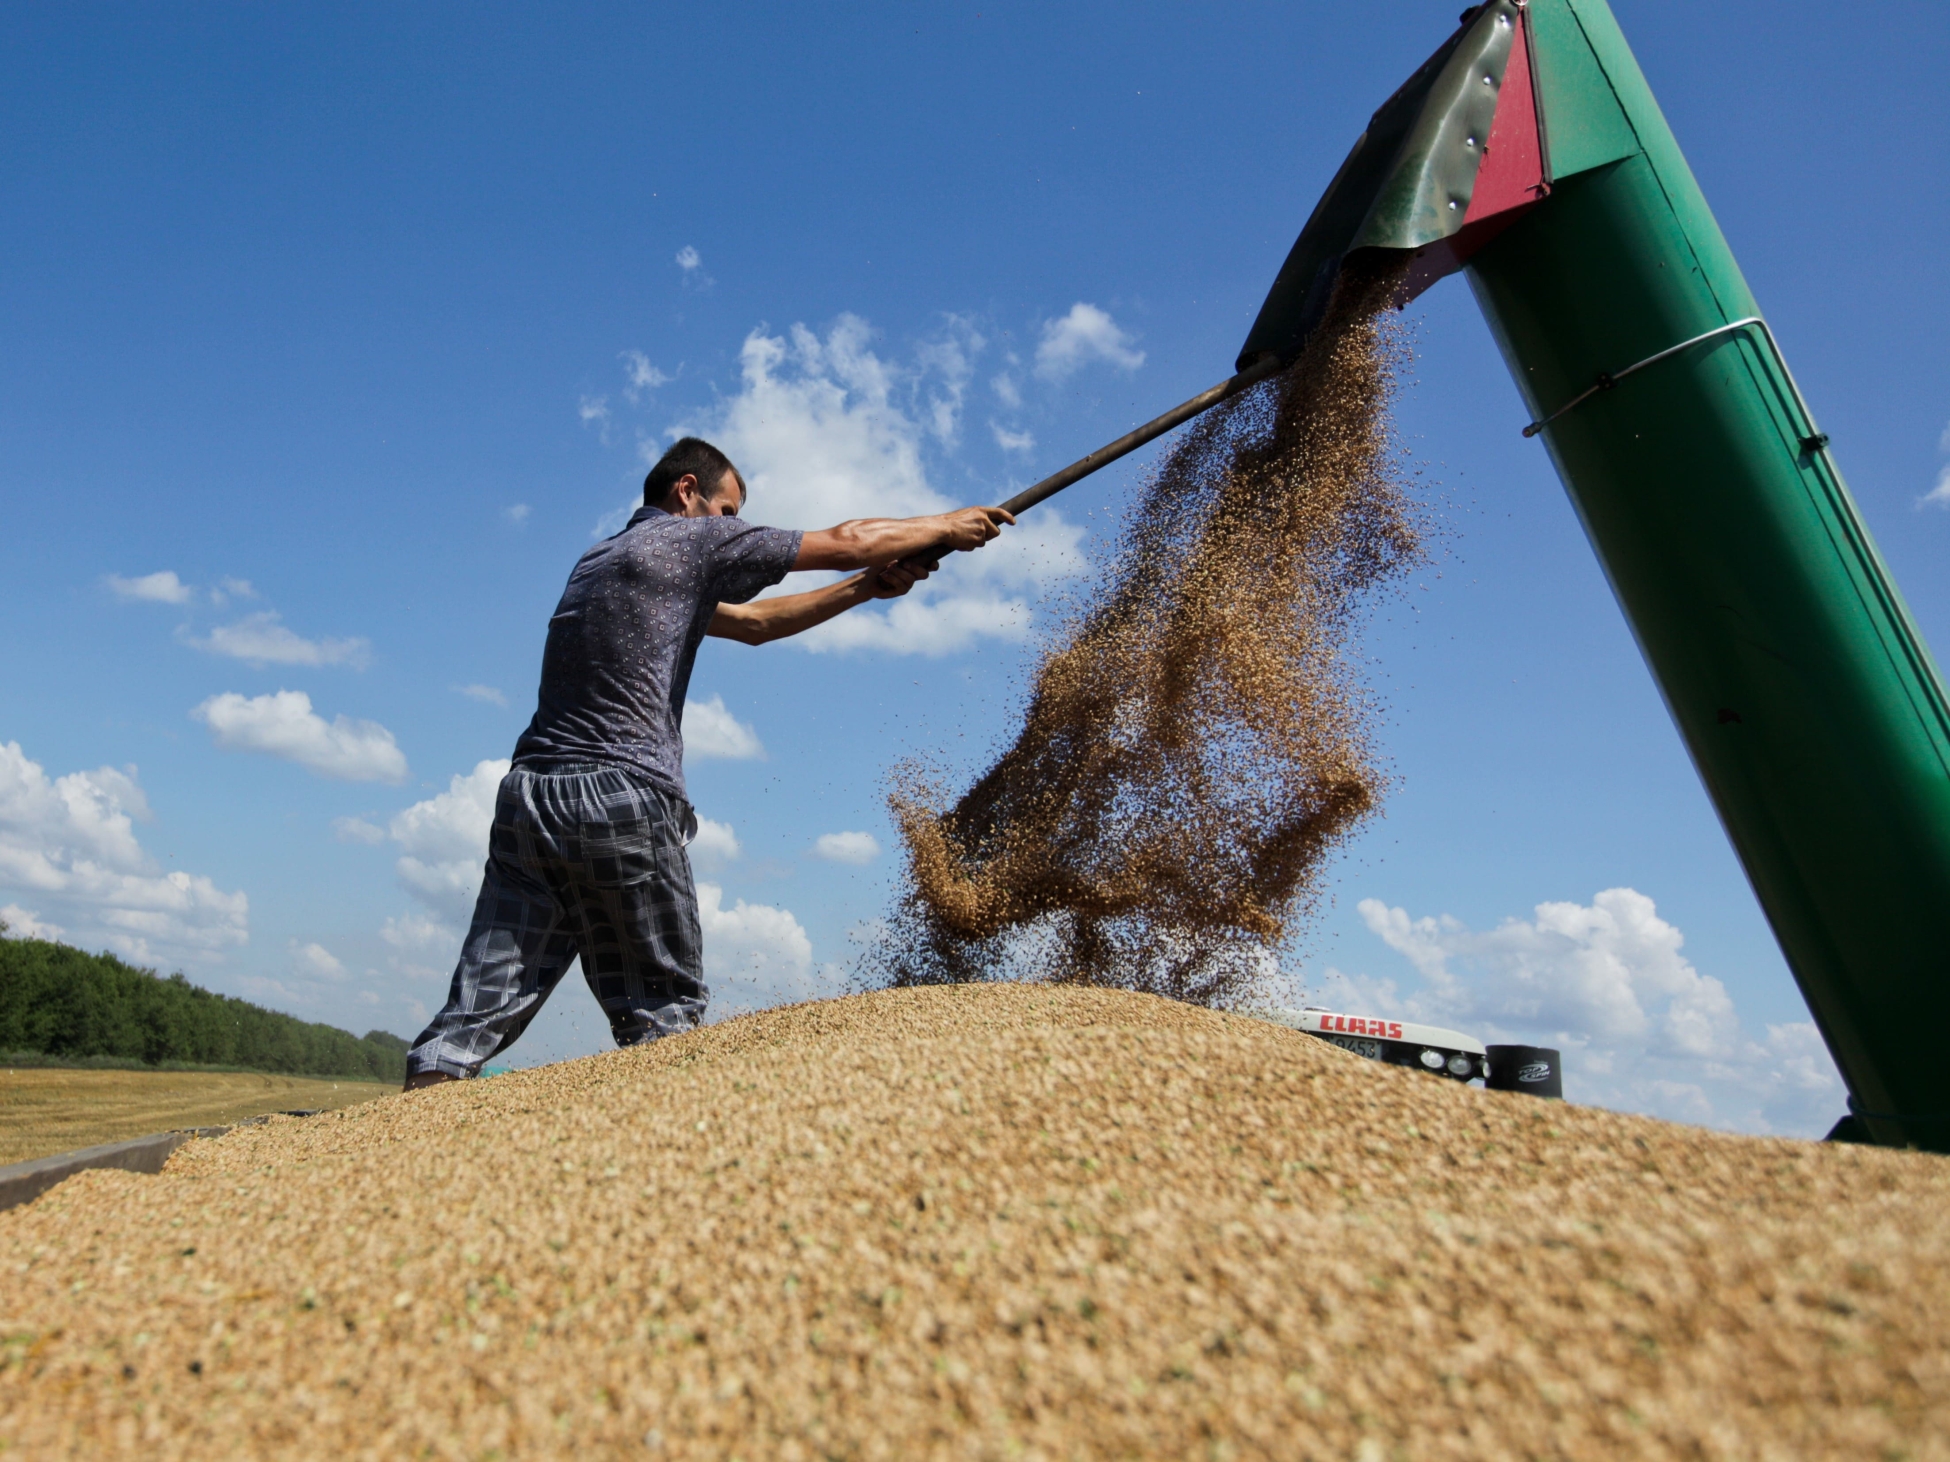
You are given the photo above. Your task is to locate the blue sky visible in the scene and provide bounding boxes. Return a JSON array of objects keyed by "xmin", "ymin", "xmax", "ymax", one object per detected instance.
[{"xmin": 2, "ymin": 2, "xmax": 1944, "ymax": 1136}]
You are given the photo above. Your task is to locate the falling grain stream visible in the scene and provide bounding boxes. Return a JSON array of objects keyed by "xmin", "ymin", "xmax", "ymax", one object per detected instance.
[{"xmin": 884, "ymin": 262, "xmax": 1419, "ymax": 1003}]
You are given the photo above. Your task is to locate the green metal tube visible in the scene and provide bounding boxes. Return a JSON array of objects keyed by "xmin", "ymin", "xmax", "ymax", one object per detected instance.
[{"xmin": 1465, "ymin": 0, "xmax": 1950, "ymax": 1147}]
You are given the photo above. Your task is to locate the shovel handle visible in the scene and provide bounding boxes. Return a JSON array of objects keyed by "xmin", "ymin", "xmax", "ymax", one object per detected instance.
[
  {"xmin": 878, "ymin": 354, "xmax": 1286, "ymax": 582},
  {"xmin": 997, "ymin": 353, "xmax": 1285, "ymax": 516}
]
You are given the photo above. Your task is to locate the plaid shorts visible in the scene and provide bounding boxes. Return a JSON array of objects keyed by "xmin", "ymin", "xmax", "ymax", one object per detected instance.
[{"xmin": 405, "ymin": 762, "xmax": 706, "ymax": 1079}]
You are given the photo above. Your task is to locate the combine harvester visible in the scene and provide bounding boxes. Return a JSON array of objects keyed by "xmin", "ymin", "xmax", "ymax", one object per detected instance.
[{"xmin": 998, "ymin": 0, "xmax": 1950, "ymax": 1151}]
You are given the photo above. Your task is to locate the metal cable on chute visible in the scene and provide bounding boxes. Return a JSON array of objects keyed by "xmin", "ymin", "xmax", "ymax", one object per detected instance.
[{"xmin": 1521, "ymin": 315, "xmax": 1828, "ymax": 457}]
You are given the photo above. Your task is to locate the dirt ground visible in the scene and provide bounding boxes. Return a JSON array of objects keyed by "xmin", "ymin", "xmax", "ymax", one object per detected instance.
[
  {"xmin": 0, "ymin": 1068, "xmax": 389, "ymax": 1165},
  {"xmin": 0, "ymin": 984, "xmax": 1944, "ymax": 1459}
]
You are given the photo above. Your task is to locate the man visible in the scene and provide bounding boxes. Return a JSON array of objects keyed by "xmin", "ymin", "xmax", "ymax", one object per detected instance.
[{"xmin": 403, "ymin": 436, "xmax": 1012, "ymax": 1088}]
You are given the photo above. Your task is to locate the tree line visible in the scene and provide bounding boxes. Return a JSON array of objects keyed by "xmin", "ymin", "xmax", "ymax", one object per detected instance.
[{"xmin": 0, "ymin": 934, "xmax": 408, "ymax": 1082}]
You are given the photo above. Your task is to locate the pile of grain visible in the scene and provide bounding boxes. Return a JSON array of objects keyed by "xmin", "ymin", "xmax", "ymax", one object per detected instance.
[
  {"xmin": 884, "ymin": 263, "xmax": 1419, "ymax": 1003},
  {"xmin": 1, "ymin": 984, "xmax": 1943, "ymax": 1458}
]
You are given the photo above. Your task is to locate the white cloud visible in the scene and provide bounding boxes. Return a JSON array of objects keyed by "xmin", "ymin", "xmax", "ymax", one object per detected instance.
[
  {"xmin": 1, "ymin": 904, "xmax": 65, "ymax": 941},
  {"xmin": 1922, "ymin": 423, "xmax": 1950, "ymax": 507},
  {"xmin": 810, "ymin": 599, "xmax": 1016, "ymax": 658},
  {"xmin": 682, "ymin": 694, "xmax": 765, "ymax": 761},
  {"xmin": 194, "ymin": 690, "xmax": 407, "ymax": 783},
  {"xmin": 504, "ymin": 504, "xmax": 531, "ymax": 525},
  {"xmin": 291, "ymin": 940, "xmax": 345, "ymax": 978},
  {"xmin": 191, "ymin": 611, "xmax": 372, "ymax": 669},
  {"xmin": 912, "ymin": 316, "xmax": 983, "ymax": 445},
  {"xmin": 672, "ymin": 315, "xmax": 1086, "ymax": 656},
  {"xmin": 1033, "ymin": 303, "xmax": 1145, "ymax": 382},
  {"xmin": 1331, "ymin": 888, "xmax": 1843, "ymax": 1137},
  {"xmin": 381, "ymin": 912, "xmax": 459, "ymax": 980},
  {"xmin": 813, "ymin": 830, "xmax": 881, "ymax": 865},
  {"xmin": 0, "ymin": 741, "xmax": 248, "ymax": 966},
  {"xmin": 215, "ymin": 576, "xmax": 257, "ymax": 602},
  {"xmin": 1357, "ymin": 889, "xmax": 1735, "ymax": 1054},
  {"xmin": 991, "ymin": 367, "xmax": 1022, "ymax": 409},
  {"xmin": 690, "ymin": 816, "xmax": 741, "ymax": 869},
  {"xmin": 455, "ymin": 683, "xmax": 509, "ymax": 707},
  {"xmin": 388, "ymin": 759, "xmax": 508, "ymax": 919},
  {"xmin": 695, "ymin": 316, "xmax": 941, "ymax": 525},
  {"xmin": 674, "ymin": 246, "xmax": 714, "ymax": 291},
  {"xmin": 991, "ymin": 422, "xmax": 1035, "ymax": 454},
  {"xmin": 698, "ymin": 881, "xmax": 826, "ymax": 1015},
  {"xmin": 106, "ymin": 570, "xmax": 193, "ymax": 604},
  {"xmin": 332, "ymin": 816, "xmax": 388, "ymax": 845},
  {"xmin": 623, "ymin": 350, "xmax": 672, "ymax": 396}
]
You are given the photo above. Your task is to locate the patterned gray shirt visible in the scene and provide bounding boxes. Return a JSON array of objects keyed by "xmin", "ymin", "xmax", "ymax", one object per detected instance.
[{"xmin": 511, "ymin": 506, "xmax": 802, "ymax": 798}]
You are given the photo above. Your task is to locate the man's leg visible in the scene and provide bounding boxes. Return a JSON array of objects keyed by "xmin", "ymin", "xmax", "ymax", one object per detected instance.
[
  {"xmin": 404, "ymin": 858, "xmax": 580, "ymax": 1084},
  {"xmin": 404, "ymin": 775, "xmax": 581, "ymax": 1085},
  {"xmin": 564, "ymin": 775, "xmax": 708, "ymax": 1045}
]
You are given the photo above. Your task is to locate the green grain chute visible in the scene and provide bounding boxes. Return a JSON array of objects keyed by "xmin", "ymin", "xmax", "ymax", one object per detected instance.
[{"xmin": 1243, "ymin": 0, "xmax": 1950, "ymax": 1148}]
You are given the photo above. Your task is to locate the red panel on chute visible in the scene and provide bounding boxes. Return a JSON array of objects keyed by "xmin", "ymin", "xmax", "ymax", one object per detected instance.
[
  {"xmin": 1394, "ymin": 9, "xmax": 1549, "ymax": 306},
  {"xmin": 1464, "ymin": 9, "xmax": 1547, "ymax": 225}
]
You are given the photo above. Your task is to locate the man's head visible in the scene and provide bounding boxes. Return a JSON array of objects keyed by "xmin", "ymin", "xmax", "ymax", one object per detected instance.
[{"xmin": 643, "ymin": 437, "xmax": 746, "ymax": 518}]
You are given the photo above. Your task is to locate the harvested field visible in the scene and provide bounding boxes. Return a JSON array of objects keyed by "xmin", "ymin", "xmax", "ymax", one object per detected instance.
[
  {"xmin": 0, "ymin": 983, "xmax": 1944, "ymax": 1459},
  {"xmin": 0, "ymin": 1069, "xmax": 388, "ymax": 1166}
]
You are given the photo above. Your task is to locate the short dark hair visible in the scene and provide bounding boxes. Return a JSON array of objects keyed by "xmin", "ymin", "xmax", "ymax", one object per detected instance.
[{"xmin": 643, "ymin": 437, "xmax": 745, "ymax": 508}]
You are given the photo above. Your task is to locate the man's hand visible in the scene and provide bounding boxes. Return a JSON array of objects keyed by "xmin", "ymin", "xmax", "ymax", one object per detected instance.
[
  {"xmin": 934, "ymin": 505, "xmax": 1016, "ymax": 552},
  {"xmin": 870, "ymin": 556, "xmax": 940, "ymax": 600}
]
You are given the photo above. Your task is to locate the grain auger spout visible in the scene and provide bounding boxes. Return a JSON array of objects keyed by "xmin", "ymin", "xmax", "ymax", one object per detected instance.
[
  {"xmin": 1005, "ymin": 1, "xmax": 1549, "ymax": 516},
  {"xmin": 1375, "ymin": 0, "xmax": 1950, "ymax": 1154},
  {"xmin": 1013, "ymin": 0, "xmax": 1950, "ymax": 1150}
]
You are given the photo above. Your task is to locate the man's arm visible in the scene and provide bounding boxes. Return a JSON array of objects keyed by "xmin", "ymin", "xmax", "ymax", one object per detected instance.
[
  {"xmin": 794, "ymin": 505, "xmax": 1013, "ymax": 571},
  {"xmin": 706, "ymin": 560, "xmax": 938, "ymax": 647}
]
